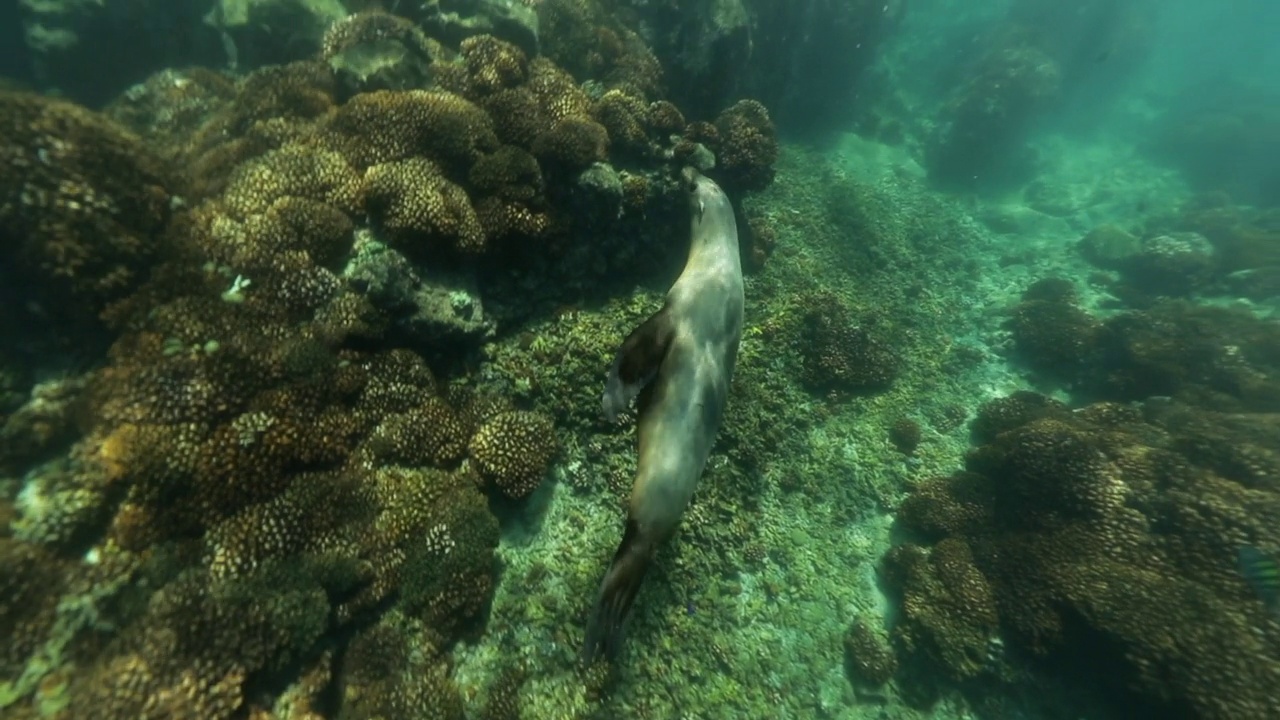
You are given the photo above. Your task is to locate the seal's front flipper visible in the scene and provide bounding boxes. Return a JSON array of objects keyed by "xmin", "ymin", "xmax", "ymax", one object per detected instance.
[
  {"xmin": 583, "ymin": 519, "xmax": 653, "ymax": 664},
  {"xmin": 602, "ymin": 306, "xmax": 674, "ymax": 422}
]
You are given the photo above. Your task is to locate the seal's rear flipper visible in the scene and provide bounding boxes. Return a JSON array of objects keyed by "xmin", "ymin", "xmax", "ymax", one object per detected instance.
[
  {"xmin": 602, "ymin": 306, "xmax": 674, "ymax": 422},
  {"xmin": 583, "ymin": 519, "xmax": 652, "ymax": 664}
]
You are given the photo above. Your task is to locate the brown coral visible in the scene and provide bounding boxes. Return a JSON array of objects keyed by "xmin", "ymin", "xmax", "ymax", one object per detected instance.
[
  {"xmin": 479, "ymin": 88, "xmax": 549, "ymax": 149},
  {"xmin": 469, "ymin": 145, "xmax": 544, "ymax": 202},
  {"xmin": 890, "ymin": 398, "xmax": 1280, "ymax": 717},
  {"xmin": 460, "ymin": 35, "xmax": 529, "ymax": 96},
  {"xmin": 367, "ymin": 397, "xmax": 471, "ymax": 468},
  {"xmin": 220, "ymin": 144, "xmax": 365, "ymax": 220},
  {"xmin": 713, "ymin": 99, "xmax": 778, "ymax": 193},
  {"xmin": 798, "ymin": 292, "xmax": 898, "ymax": 395},
  {"xmin": 468, "ymin": 410, "xmax": 557, "ymax": 498},
  {"xmin": 322, "ymin": 89, "xmax": 498, "ymax": 172},
  {"xmin": 844, "ymin": 617, "xmax": 898, "ymax": 687},
  {"xmin": 526, "ymin": 57, "xmax": 591, "ymax": 122},
  {"xmin": 532, "ymin": 116, "xmax": 610, "ymax": 171},
  {"xmin": 0, "ymin": 91, "xmax": 174, "ymax": 321},
  {"xmin": 1006, "ymin": 279, "xmax": 1099, "ymax": 382},
  {"xmin": 593, "ymin": 89, "xmax": 652, "ymax": 158},
  {"xmin": 365, "ymin": 157, "xmax": 487, "ymax": 257}
]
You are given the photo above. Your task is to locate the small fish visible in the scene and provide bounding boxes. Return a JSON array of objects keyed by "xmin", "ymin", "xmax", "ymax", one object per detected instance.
[{"xmin": 1238, "ymin": 546, "xmax": 1280, "ymax": 609}]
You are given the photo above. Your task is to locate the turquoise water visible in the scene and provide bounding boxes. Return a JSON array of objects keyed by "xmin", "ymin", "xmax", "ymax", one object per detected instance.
[{"xmin": 1, "ymin": 1, "xmax": 1278, "ymax": 718}]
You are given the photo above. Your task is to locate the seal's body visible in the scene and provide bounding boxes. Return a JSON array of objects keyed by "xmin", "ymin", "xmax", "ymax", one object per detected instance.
[{"xmin": 583, "ymin": 169, "xmax": 744, "ymax": 663}]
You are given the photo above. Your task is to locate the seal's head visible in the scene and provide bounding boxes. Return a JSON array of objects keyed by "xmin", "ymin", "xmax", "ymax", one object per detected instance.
[{"xmin": 681, "ymin": 166, "xmax": 732, "ymax": 231}]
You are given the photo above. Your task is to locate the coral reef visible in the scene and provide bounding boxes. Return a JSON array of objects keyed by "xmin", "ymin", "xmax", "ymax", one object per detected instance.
[
  {"xmin": 0, "ymin": 7, "xmax": 790, "ymax": 719},
  {"xmin": 1088, "ymin": 301, "xmax": 1280, "ymax": 412},
  {"xmin": 1078, "ymin": 224, "xmax": 1219, "ymax": 298},
  {"xmin": 887, "ymin": 393, "xmax": 1280, "ymax": 718},
  {"xmin": 1004, "ymin": 277, "xmax": 1280, "ymax": 411}
]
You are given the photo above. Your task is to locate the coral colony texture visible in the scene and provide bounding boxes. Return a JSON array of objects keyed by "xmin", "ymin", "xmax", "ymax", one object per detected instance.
[{"xmin": 2, "ymin": 0, "xmax": 1280, "ymax": 719}]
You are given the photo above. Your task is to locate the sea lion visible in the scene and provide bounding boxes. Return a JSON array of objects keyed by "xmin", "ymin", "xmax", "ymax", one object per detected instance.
[{"xmin": 582, "ymin": 167, "xmax": 744, "ymax": 663}]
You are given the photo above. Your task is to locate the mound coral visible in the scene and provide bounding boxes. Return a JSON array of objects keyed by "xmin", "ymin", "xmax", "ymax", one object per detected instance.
[
  {"xmin": 532, "ymin": 115, "xmax": 610, "ymax": 171},
  {"xmin": 459, "ymin": 34, "xmax": 529, "ymax": 96},
  {"xmin": 712, "ymin": 99, "xmax": 779, "ymax": 193},
  {"xmin": 0, "ymin": 91, "xmax": 175, "ymax": 323},
  {"xmin": 366, "ymin": 157, "xmax": 488, "ymax": 257},
  {"xmin": 844, "ymin": 616, "xmax": 898, "ymax": 687},
  {"xmin": 469, "ymin": 410, "xmax": 558, "ymax": 499},
  {"xmin": 1005, "ymin": 278, "xmax": 1098, "ymax": 383},
  {"xmin": 322, "ymin": 89, "xmax": 499, "ymax": 172},
  {"xmin": 367, "ymin": 397, "xmax": 471, "ymax": 468}
]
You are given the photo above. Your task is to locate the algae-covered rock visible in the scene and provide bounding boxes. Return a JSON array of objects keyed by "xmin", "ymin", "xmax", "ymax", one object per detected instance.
[
  {"xmin": 1079, "ymin": 223, "xmax": 1142, "ymax": 270},
  {"xmin": 410, "ymin": 0, "xmax": 539, "ymax": 57},
  {"xmin": 204, "ymin": 0, "xmax": 348, "ymax": 70},
  {"xmin": 18, "ymin": 0, "xmax": 224, "ymax": 104}
]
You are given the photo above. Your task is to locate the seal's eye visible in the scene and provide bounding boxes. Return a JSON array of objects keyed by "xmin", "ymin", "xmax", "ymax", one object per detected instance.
[{"xmin": 687, "ymin": 180, "xmax": 697, "ymax": 194}]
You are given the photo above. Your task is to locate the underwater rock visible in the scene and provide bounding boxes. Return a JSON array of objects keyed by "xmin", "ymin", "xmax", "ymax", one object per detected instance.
[
  {"xmin": 1226, "ymin": 266, "xmax": 1280, "ymax": 302},
  {"xmin": 621, "ymin": 0, "xmax": 902, "ymax": 135},
  {"xmin": 17, "ymin": 0, "xmax": 225, "ymax": 105},
  {"xmin": 322, "ymin": 10, "xmax": 446, "ymax": 99},
  {"xmin": 570, "ymin": 161, "xmax": 623, "ymax": 229},
  {"xmin": 1078, "ymin": 223, "xmax": 1142, "ymax": 270},
  {"xmin": 1023, "ymin": 177, "xmax": 1090, "ymax": 217},
  {"xmin": 1124, "ymin": 232, "xmax": 1217, "ymax": 297},
  {"xmin": 410, "ymin": 0, "xmax": 539, "ymax": 57},
  {"xmin": 204, "ymin": 0, "xmax": 348, "ymax": 71},
  {"xmin": 926, "ymin": 36, "xmax": 1060, "ymax": 191},
  {"xmin": 344, "ymin": 233, "xmax": 494, "ymax": 353}
]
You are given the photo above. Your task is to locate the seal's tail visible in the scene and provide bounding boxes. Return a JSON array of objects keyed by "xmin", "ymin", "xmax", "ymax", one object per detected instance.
[{"xmin": 583, "ymin": 518, "xmax": 653, "ymax": 664}]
